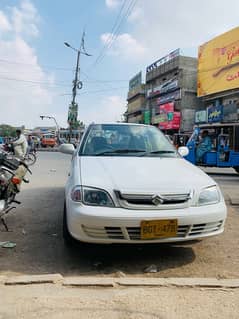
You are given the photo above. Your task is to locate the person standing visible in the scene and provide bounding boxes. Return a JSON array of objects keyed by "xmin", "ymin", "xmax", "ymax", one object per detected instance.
[
  {"xmin": 27, "ymin": 135, "xmax": 35, "ymax": 153},
  {"xmin": 12, "ymin": 129, "xmax": 28, "ymax": 158}
]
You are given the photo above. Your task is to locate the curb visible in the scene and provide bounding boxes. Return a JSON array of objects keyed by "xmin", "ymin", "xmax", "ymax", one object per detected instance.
[
  {"xmin": 63, "ymin": 277, "xmax": 115, "ymax": 287},
  {"xmin": 1, "ymin": 275, "xmax": 239, "ymax": 289},
  {"xmin": 230, "ymin": 197, "xmax": 239, "ymax": 206},
  {"xmin": 4, "ymin": 274, "xmax": 63, "ymax": 285}
]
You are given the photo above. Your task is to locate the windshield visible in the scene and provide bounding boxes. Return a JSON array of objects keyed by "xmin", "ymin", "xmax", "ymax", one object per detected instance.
[{"xmin": 80, "ymin": 124, "xmax": 177, "ymax": 157}]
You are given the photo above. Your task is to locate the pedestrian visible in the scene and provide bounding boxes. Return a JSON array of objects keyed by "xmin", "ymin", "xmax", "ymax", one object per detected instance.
[
  {"xmin": 12, "ymin": 129, "xmax": 28, "ymax": 159},
  {"xmin": 27, "ymin": 135, "xmax": 35, "ymax": 153},
  {"xmin": 196, "ymin": 130, "xmax": 212, "ymax": 163}
]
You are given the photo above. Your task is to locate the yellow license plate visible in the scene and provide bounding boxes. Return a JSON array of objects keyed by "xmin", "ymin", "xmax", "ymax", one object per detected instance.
[{"xmin": 141, "ymin": 220, "xmax": 178, "ymax": 239}]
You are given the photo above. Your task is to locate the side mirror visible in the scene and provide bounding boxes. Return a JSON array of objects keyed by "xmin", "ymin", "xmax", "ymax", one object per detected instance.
[
  {"xmin": 178, "ymin": 146, "xmax": 189, "ymax": 157},
  {"xmin": 58, "ymin": 143, "xmax": 75, "ymax": 155}
]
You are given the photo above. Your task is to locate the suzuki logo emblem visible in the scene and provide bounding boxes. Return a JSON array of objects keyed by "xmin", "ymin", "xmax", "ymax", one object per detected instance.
[{"xmin": 151, "ymin": 195, "xmax": 164, "ymax": 205}]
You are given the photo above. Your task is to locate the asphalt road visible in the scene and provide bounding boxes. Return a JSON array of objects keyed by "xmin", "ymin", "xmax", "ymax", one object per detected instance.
[{"xmin": 0, "ymin": 152, "xmax": 239, "ymax": 278}]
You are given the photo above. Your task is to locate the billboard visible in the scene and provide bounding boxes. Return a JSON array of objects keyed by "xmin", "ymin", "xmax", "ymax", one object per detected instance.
[
  {"xmin": 147, "ymin": 79, "xmax": 178, "ymax": 97},
  {"xmin": 158, "ymin": 112, "xmax": 181, "ymax": 130},
  {"xmin": 222, "ymin": 103, "xmax": 238, "ymax": 122},
  {"xmin": 146, "ymin": 49, "xmax": 180, "ymax": 73},
  {"xmin": 198, "ymin": 27, "xmax": 239, "ymax": 97},
  {"xmin": 153, "ymin": 102, "xmax": 181, "ymax": 129},
  {"xmin": 195, "ymin": 110, "xmax": 207, "ymax": 124},
  {"xmin": 144, "ymin": 110, "xmax": 151, "ymax": 124},
  {"xmin": 207, "ymin": 105, "xmax": 223, "ymax": 123},
  {"xmin": 157, "ymin": 89, "xmax": 181, "ymax": 105},
  {"xmin": 129, "ymin": 72, "xmax": 142, "ymax": 91}
]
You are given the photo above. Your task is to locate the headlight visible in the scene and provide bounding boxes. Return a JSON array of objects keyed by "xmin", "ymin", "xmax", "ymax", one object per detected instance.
[
  {"xmin": 197, "ymin": 186, "xmax": 220, "ymax": 206},
  {"xmin": 71, "ymin": 186, "xmax": 82, "ymax": 202},
  {"xmin": 71, "ymin": 186, "xmax": 114, "ymax": 207}
]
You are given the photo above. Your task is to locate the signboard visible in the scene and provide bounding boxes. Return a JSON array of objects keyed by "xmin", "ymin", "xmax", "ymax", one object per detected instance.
[
  {"xmin": 144, "ymin": 110, "xmax": 151, "ymax": 124},
  {"xmin": 152, "ymin": 114, "xmax": 167, "ymax": 124},
  {"xmin": 129, "ymin": 72, "xmax": 142, "ymax": 91},
  {"xmin": 148, "ymin": 80, "xmax": 178, "ymax": 98},
  {"xmin": 160, "ymin": 102, "xmax": 174, "ymax": 113},
  {"xmin": 68, "ymin": 102, "xmax": 78, "ymax": 126},
  {"xmin": 153, "ymin": 102, "xmax": 180, "ymax": 129},
  {"xmin": 195, "ymin": 110, "xmax": 207, "ymax": 124},
  {"xmin": 146, "ymin": 49, "xmax": 180, "ymax": 73},
  {"xmin": 157, "ymin": 89, "xmax": 181, "ymax": 105},
  {"xmin": 207, "ymin": 105, "xmax": 223, "ymax": 123},
  {"xmin": 198, "ymin": 27, "xmax": 239, "ymax": 97},
  {"xmin": 159, "ymin": 112, "xmax": 181, "ymax": 130},
  {"xmin": 222, "ymin": 103, "xmax": 238, "ymax": 122}
]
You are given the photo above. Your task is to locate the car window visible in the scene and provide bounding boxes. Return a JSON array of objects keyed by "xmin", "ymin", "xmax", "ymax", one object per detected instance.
[{"xmin": 80, "ymin": 124, "xmax": 177, "ymax": 157}]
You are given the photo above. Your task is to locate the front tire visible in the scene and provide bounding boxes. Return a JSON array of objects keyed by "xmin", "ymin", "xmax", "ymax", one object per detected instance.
[
  {"xmin": 63, "ymin": 204, "xmax": 76, "ymax": 246},
  {"xmin": 24, "ymin": 153, "xmax": 36, "ymax": 166}
]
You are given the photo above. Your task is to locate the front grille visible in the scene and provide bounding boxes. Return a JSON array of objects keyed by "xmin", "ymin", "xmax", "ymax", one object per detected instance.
[
  {"xmin": 82, "ymin": 221, "xmax": 223, "ymax": 241},
  {"xmin": 115, "ymin": 191, "xmax": 192, "ymax": 210}
]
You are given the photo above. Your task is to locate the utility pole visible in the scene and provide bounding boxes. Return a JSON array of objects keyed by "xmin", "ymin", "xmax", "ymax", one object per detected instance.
[{"xmin": 64, "ymin": 31, "xmax": 91, "ymax": 142}]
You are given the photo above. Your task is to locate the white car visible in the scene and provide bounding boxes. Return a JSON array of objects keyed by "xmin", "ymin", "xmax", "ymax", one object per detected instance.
[{"xmin": 60, "ymin": 123, "xmax": 227, "ymax": 245}]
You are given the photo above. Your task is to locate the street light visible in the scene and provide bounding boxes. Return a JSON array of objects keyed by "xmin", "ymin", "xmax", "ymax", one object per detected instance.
[{"xmin": 40, "ymin": 115, "xmax": 60, "ymax": 144}]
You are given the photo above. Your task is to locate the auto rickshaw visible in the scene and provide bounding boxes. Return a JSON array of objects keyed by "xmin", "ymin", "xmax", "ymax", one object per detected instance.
[{"xmin": 185, "ymin": 123, "xmax": 239, "ymax": 174}]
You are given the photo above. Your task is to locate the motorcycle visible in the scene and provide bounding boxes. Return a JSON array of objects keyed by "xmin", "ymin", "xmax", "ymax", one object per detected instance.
[
  {"xmin": 3, "ymin": 143, "xmax": 37, "ymax": 166},
  {"xmin": 0, "ymin": 152, "xmax": 31, "ymax": 231}
]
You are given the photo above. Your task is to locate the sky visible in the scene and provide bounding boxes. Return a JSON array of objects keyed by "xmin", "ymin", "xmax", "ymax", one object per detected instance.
[{"xmin": 1, "ymin": 0, "xmax": 239, "ymax": 128}]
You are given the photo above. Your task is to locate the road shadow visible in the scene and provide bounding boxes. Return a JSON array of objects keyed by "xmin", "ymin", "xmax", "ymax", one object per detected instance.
[{"xmin": 0, "ymin": 186, "xmax": 196, "ymax": 276}]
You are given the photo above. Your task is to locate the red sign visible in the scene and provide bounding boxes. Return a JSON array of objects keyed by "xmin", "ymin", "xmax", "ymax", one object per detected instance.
[
  {"xmin": 159, "ymin": 102, "xmax": 174, "ymax": 113},
  {"xmin": 158, "ymin": 112, "xmax": 181, "ymax": 130}
]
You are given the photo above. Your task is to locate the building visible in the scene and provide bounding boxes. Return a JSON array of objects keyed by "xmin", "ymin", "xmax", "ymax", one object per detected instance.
[
  {"xmin": 196, "ymin": 27, "xmax": 239, "ymax": 126},
  {"xmin": 145, "ymin": 49, "xmax": 200, "ymax": 134},
  {"xmin": 125, "ymin": 72, "xmax": 146, "ymax": 123}
]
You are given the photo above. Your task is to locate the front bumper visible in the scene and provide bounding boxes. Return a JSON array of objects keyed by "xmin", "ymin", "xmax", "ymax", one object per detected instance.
[{"xmin": 66, "ymin": 199, "xmax": 227, "ymax": 244}]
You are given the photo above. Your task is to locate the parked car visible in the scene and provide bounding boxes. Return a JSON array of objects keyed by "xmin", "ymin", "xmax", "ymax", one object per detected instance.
[
  {"xmin": 40, "ymin": 134, "xmax": 56, "ymax": 148},
  {"xmin": 59, "ymin": 123, "xmax": 227, "ymax": 246}
]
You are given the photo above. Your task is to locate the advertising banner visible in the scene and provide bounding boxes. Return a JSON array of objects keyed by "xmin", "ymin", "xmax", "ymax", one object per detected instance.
[
  {"xmin": 159, "ymin": 112, "xmax": 181, "ymax": 130},
  {"xmin": 222, "ymin": 103, "xmax": 238, "ymax": 122},
  {"xmin": 207, "ymin": 105, "xmax": 223, "ymax": 123},
  {"xmin": 195, "ymin": 110, "xmax": 207, "ymax": 124},
  {"xmin": 144, "ymin": 110, "xmax": 151, "ymax": 124},
  {"xmin": 153, "ymin": 102, "xmax": 181, "ymax": 129},
  {"xmin": 148, "ymin": 80, "xmax": 178, "ymax": 98},
  {"xmin": 157, "ymin": 89, "xmax": 181, "ymax": 105},
  {"xmin": 198, "ymin": 27, "xmax": 239, "ymax": 97},
  {"xmin": 129, "ymin": 72, "xmax": 142, "ymax": 91},
  {"xmin": 146, "ymin": 49, "xmax": 180, "ymax": 73},
  {"xmin": 159, "ymin": 102, "xmax": 174, "ymax": 113},
  {"xmin": 68, "ymin": 102, "xmax": 78, "ymax": 126},
  {"xmin": 152, "ymin": 114, "xmax": 167, "ymax": 124}
]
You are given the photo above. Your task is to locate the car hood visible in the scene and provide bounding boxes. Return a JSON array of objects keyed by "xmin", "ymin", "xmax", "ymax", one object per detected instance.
[{"xmin": 79, "ymin": 157, "xmax": 215, "ymax": 194}]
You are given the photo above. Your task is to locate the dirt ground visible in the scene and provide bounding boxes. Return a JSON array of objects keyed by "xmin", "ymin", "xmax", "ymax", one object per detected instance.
[
  {"xmin": 1, "ymin": 284, "xmax": 239, "ymax": 319},
  {"xmin": 0, "ymin": 152, "xmax": 239, "ymax": 278}
]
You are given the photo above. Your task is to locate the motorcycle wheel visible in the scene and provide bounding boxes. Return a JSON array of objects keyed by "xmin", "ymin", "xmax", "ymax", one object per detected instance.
[{"xmin": 24, "ymin": 153, "xmax": 36, "ymax": 166}]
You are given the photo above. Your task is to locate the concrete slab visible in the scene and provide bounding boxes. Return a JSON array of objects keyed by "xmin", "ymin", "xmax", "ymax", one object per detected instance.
[
  {"xmin": 116, "ymin": 277, "xmax": 239, "ymax": 288},
  {"xmin": 4, "ymin": 274, "xmax": 63, "ymax": 285},
  {"xmin": 63, "ymin": 277, "xmax": 115, "ymax": 287}
]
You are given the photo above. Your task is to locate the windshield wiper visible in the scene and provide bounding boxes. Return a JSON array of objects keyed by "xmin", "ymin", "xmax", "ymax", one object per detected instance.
[
  {"xmin": 95, "ymin": 149, "xmax": 146, "ymax": 156},
  {"xmin": 139, "ymin": 150, "xmax": 176, "ymax": 156}
]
